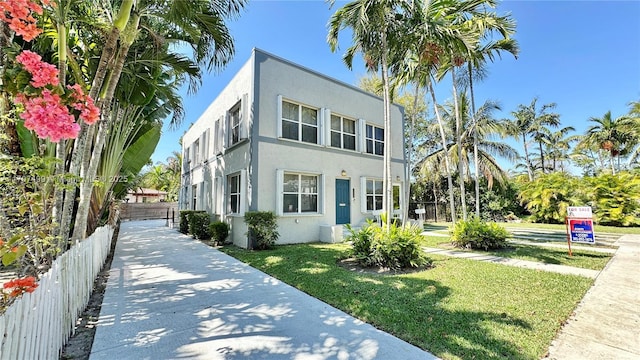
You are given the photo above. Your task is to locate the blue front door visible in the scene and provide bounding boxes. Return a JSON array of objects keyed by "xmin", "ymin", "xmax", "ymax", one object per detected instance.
[{"xmin": 335, "ymin": 179, "xmax": 350, "ymax": 225}]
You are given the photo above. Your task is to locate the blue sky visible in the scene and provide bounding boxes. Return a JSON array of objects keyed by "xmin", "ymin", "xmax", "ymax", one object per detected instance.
[{"xmin": 151, "ymin": 0, "xmax": 640, "ymax": 167}]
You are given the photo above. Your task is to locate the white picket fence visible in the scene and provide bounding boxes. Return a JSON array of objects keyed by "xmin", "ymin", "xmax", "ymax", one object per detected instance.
[{"xmin": 0, "ymin": 225, "xmax": 114, "ymax": 360}]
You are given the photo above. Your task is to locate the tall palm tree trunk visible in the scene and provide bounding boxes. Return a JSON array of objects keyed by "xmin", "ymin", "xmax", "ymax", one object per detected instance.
[
  {"xmin": 428, "ymin": 81, "xmax": 456, "ymax": 222},
  {"xmin": 468, "ymin": 62, "xmax": 480, "ymax": 217},
  {"xmin": 380, "ymin": 33, "xmax": 393, "ymax": 229},
  {"xmin": 404, "ymin": 84, "xmax": 421, "ymax": 223},
  {"xmin": 522, "ymin": 134, "xmax": 533, "ymax": 181},
  {"xmin": 73, "ymin": 17, "xmax": 137, "ymax": 240},
  {"xmin": 451, "ymin": 67, "xmax": 466, "ymax": 220},
  {"xmin": 64, "ymin": 0, "xmax": 135, "ymax": 242}
]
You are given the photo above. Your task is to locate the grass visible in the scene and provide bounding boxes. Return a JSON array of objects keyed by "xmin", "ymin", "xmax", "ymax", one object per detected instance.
[
  {"xmin": 221, "ymin": 243, "xmax": 593, "ymax": 360},
  {"xmin": 422, "ymin": 234, "xmax": 612, "ymax": 271}
]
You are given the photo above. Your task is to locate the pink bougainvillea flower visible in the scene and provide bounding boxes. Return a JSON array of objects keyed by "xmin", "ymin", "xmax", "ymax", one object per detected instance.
[
  {"xmin": 16, "ymin": 89, "xmax": 78, "ymax": 142},
  {"xmin": 16, "ymin": 50, "xmax": 59, "ymax": 88},
  {"xmin": 0, "ymin": 0, "xmax": 47, "ymax": 41},
  {"xmin": 67, "ymin": 84, "xmax": 100, "ymax": 124}
]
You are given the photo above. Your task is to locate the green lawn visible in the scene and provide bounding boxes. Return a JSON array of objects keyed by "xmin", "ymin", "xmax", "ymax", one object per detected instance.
[
  {"xmin": 221, "ymin": 243, "xmax": 593, "ymax": 360},
  {"xmin": 421, "ymin": 236, "xmax": 612, "ymax": 271}
]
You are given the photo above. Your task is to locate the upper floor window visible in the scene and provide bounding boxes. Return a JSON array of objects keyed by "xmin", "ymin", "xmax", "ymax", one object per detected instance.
[
  {"xmin": 281, "ymin": 100, "xmax": 319, "ymax": 144},
  {"xmin": 193, "ymin": 139, "xmax": 200, "ymax": 164},
  {"xmin": 330, "ymin": 115, "xmax": 356, "ymax": 150},
  {"xmin": 366, "ymin": 124, "xmax": 384, "ymax": 156},
  {"xmin": 228, "ymin": 102, "xmax": 242, "ymax": 146}
]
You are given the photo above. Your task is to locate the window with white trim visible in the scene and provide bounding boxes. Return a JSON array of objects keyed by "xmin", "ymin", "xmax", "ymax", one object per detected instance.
[
  {"xmin": 281, "ymin": 100, "xmax": 319, "ymax": 144},
  {"xmin": 228, "ymin": 101, "xmax": 241, "ymax": 146},
  {"xmin": 365, "ymin": 179, "xmax": 383, "ymax": 212},
  {"xmin": 366, "ymin": 124, "xmax": 384, "ymax": 155},
  {"xmin": 283, "ymin": 173, "xmax": 319, "ymax": 214},
  {"xmin": 192, "ymin": 184, "xmax": 198, "ymax": 210},
  {"xmin": 330, "ymin": 115, "xmax": 356, "ymax": 150},
  {"xmin": 228, "ymin": 173, "xmax": 241, "ymax": 214},
  {"xmin": 193, "ymin": 139, "xmax": 200, "ymax": 164}
]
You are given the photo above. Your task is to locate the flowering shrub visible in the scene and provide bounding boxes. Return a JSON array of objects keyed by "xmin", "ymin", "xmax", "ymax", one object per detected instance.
[
  {"xmin": 3, "ymin": 276, "xmax": 38, "ymax": 297},
  {"xmin": 15, "ymin": 50, "xmax": 59, "ymax": 87},
  {"xmin": 0, "ymin": 0, "xmax": 50, "ymax": 41},
  {"xmin": 1, "ymin": 0, "xmax": 100, "ymax": 143},
  {"xmin": 0, "ymin": 276, "xmax": 38, "ymax": 312}
]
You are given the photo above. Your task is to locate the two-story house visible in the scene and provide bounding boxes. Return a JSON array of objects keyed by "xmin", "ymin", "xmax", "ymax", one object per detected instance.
[{"xmin": 181, "ymin": 48, "xmax": 406, "ymax": 247}]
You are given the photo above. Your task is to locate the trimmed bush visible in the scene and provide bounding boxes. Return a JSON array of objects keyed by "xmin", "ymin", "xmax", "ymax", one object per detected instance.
[
  {"xmin": 450, "ymin": 217, "xmax": 510, "ymax": 250},
  {"xmin": 209, "ymin": 221, "xmax": 230, "ymax": 245},
  {"xmin": 188, "ymin": 212, "xmax": 211, "ymax": 239},
  {"xmin": 345, "ymin": 221, "xmax": 430, "ymax": 270},
  {"xmin": 244, "ymin": 211, "xmax": 279, "ymax": 250},
  {"xmin": 179, "ymin": 210, "xmax": 196, "ymax": 234}
]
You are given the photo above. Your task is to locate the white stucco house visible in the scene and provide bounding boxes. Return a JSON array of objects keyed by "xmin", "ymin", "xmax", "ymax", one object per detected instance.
[{"xmin": 180, "ymin": 48, "xmax": 406, "ymax": 247}]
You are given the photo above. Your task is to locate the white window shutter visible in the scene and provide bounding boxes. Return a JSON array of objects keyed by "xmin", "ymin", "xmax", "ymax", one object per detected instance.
[
  {"xmin": 203, "ymin": 129, "xmax": 210, "ymax": 161},
  {"xmin": 241, "ymin": 93, "xmax": 249, "ymax": 140},
  {"xmin": 223, "ymin": 112, "xmax": 229, "ymax": 149},
  {"xmin": 276, "ymin": 169, "xmax": 284, "ymax": 216},
  {"xmin": 320, "ymin": 173, "xmax": 326, "ymax": 215},
  {"xmin": 276, "ymin": 95, "xmax": 283, "ymax": 138},
  {"xmin": 214, "ymin": 177, "xmax": 221, "ymax": 214},
  {"xmin": 360, "ymin": 176, "xmax": 367, "ymax": 213},
  {"xmin": 239, "ymin": 169, "xmax": 247, "ymax": 215},
  {"xmin": 216, "ymin": 117, "xmax": 223, "ymax": 154},
  {"xmin": 324, "ymin": 109, "xmax": 332, "ymax": 147},
  {"xmin": 199, "ymin": 133, "xmax": 206, "ymax": 163},
  {"xmin": 358, "ymin": 119, "xmax": 366, "ymax": 152}
]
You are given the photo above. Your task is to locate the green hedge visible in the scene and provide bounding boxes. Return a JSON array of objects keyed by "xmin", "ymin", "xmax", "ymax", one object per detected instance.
[
  {"xmin": 209, "ymin": 221, "xmax": 230, "ymax": 245},
  {"xmin": 244, "ymin": 211, "xmax": 279, "ymax": 250},
  {"xmin": 179, "ymin": 210, "xmax": 208, "ymax": 235},
  {"xmin": 188, "ymin": 212, "xmax": 211, "ymax": 239}
]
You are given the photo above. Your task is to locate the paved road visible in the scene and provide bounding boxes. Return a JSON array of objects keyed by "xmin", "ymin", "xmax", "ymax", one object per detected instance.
[{"xmin": 90, "ymin": 220, "xmax": 437, "ymax": 360}]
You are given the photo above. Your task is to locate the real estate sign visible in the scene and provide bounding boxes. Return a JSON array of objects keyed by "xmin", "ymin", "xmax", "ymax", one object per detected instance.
[{"xmin": 566, "ymin": 206, "xmax": 595, "ymax": 244}]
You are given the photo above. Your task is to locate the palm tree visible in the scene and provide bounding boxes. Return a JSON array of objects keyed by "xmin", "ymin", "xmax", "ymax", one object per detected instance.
[
  {"xmin": 505, "ymin": 97, "xmax": 559, "ymax": 180},
  {"xmin": 67, "ymin": 0, "xmax": 246, "ymax": 240},
  {"xmin": 328, "ymin": 0, "xmax": 416, "ymax": 228},
  {"xmin": 461, "ymin": 18, "xmax": 518, "ymax": 216},
  {"xmin": 419, "ymin": 94, "xmax": 516, "ymax": 192},
  {"xmin": 540, "ymin": 126, "xmax": 578, "ymax": 172},
  {"xmin": 582, "ymin": 111, "xmax": 635, "ymax": 174}
]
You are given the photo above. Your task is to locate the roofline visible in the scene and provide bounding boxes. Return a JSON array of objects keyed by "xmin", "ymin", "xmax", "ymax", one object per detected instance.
[{"xmin": 251, "ymin": 47, "xmax": 404, "ymax": 110}]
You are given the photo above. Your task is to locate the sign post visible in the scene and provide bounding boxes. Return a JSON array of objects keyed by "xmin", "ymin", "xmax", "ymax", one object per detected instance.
[{"xmin": 565, "ymin": 206, "xmax": 595, "ymax": 256}]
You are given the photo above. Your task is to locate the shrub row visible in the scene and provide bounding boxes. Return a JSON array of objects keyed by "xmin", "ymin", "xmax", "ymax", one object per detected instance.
[{"xmin": 179, "ymin": 210, "xmax": 229, "ymax": 245}]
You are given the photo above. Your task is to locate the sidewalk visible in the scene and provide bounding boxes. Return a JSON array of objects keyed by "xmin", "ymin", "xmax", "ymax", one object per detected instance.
[
  {"xmin": 421, "ymin": 247, "xmax": 601, "ymax": 278},
  {"xmin": 545, "ymin": 234, "xmax": 640, "ymax": 359},
  {"xmin": 89, "ymin": 220, "xmax": 437, "ymax": 360}
]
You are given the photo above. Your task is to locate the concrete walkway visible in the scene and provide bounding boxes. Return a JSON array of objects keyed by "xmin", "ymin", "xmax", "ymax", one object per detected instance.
[
  {"xmin": 545, "ymin": 234, "xmax": 640, "ymax": 359},
  {"xmin": 422, "ymin": 247, "xmax": 601, "ymax": 279},
  {"xmin": 90, "ymin": 220, "xmax": 437, "ymax": 360}
]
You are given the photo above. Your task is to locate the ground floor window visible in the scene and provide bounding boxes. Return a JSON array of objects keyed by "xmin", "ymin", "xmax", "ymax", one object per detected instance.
[
  {"xmin": 228, "ymin": 173, "xmax": 241, "ymax": 214},
  {"xmin": 282, "ymin": 173, "xmax": 319, "ymax": 214},
  {"xmin": 365, "ymin": 179, "xmax": 383, "ymax": 212},
  {"xmin": 362, "ymin": 178, "xmax": 402, "ymax": 214}
]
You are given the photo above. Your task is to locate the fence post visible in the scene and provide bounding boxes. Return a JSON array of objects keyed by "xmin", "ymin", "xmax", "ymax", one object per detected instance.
[{"xmin": 165, "ymin": 208, "xmax": 169, "ymax": 227}]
